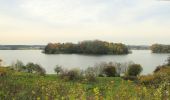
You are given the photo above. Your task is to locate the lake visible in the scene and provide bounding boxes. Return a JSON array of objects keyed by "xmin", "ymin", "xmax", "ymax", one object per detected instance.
[{"xmin": 0, "ymin": 50, "xmax": 169, "ymax": 74}]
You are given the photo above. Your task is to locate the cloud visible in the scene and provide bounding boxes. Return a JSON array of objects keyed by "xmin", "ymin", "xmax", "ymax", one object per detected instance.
[{"xmin": 0, "ymin": 0, "xmax": 170, "ymax": 44}]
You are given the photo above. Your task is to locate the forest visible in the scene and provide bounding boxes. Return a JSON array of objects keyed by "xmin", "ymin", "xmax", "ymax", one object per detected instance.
[
  {"xmin": 44, "ymin": 40, "xmax": 129, "ymax": 54},
  {"xmin": 151, "ymin": 44, "xmax": 170, "ymax": 53}
]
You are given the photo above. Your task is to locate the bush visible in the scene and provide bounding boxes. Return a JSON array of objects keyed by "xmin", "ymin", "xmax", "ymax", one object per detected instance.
[
  {"xmin": 138, "ymin": 75, "xmax": 155, "ymax": 85},
  {"xmin": 139, "ymin": 66, "xmax": 170, "ymax": 86},
  {"xmin": 24, "ymin": 63, "xmax": 46, "ymax": 76},
  {"xmin": 0, "ymin": 67, "xmax": 7, "ymax": 77},
  {"xmin": 84, "ymin": 73, "xmax": 97, "ymax": 82},
  {"xmin": 11, "ymin": 60, "xmax": 26, "ymax": 72},
  {"xmin": 54, "ymin": 65, "xmax": 63, "ymax": 75},
  {"xmin": 127, "ymin": 64, "xmax": 142, "ymax": 76},
  {"xmin": 83, "ymin": 67, "xmax": 97, "ymax": 82},
  {"xmin": 26, "ymin": 63, "xmax": 35, "ymax": 73},
  {"xmin": 103, "ymin": 65, "xmax": 116, "ymax": 77},
  {"xmin": 60, "ymin": 69, "xmax": 82, "ymax": 81},
  {"xmin": 122, "ymin": 76, "xmax": 138, "ymax": 81},
  {"xmin": 154, "ymin": 65, "xmax": 167, "ymax": 73},
  {"xmin": 93, "ymin": 61, "xmax": 133, "ymax": 77},
  {"xmin": 67, "ymin": 69, "xmax": 79, "ymax": 80},
  {"xmin": 34, "ymin": 64, "xmax": 46, "ymax": 76},
  {"xmin": 0, "ymin": 67, "xmax": 14, "ymax": 77}
]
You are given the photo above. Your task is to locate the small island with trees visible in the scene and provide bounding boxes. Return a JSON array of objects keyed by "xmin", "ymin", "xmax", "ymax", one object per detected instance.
[
  {"xmin": 44, "ymin": 40, "xmax": 129, "ymax": 55},
  {"xmin": 151, "ymin": 44, "xmax": 170, "ymax": 53}
]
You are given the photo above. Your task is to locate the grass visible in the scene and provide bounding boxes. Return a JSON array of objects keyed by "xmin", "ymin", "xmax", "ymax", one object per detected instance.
[{"xmin": 0, "ymin": 67, "xmax": 170, "ymax": 100}]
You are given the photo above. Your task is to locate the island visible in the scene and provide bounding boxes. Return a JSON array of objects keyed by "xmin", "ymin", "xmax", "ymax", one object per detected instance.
[
  {"xmin": 44, "ymin": 40, "xmax": 129, "ymax": 54},
  {"xmin": 151, "ymin": 44, "xmax": 170, "ymax": 53}
]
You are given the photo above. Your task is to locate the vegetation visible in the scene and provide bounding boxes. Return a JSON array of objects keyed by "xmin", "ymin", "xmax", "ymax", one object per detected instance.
[
  {"xmin": 139, "ymin": 57, "xmax": 170, "ymax": 87},
  {"xmin": 139, "ymin": 66, "xmax": 170, "ymax": 87},
  {"xmin": 86, "ymin": 61, "xmax": 134, "ymax": 77},
  {"xmin": 0, "ymin": 66, "xmax": 170, "ymax": 99},
  {"xmin": 0, "ymin": 59, "xmax": 2, "ymax": 66},
  {"xmin": 11, "ymin": 61, "xmax": 46, "ymax": 75},
  {"xmin": 59, "ymin": 68, "xmax": 83, "ymax": 81},
  {"xmin": 44, "ymin": 40, "xmax": 129, "ymax": 54},
  {"xmin": 127, "ymin": 64, "xmax": 143, "ymax": 76},
  {"xmin": 1, "ymin": 57, "xmax": 170, "ymax": 99},
  {"xmin": 103, "ymin": 65, "xmax": 116, "ymax": 77},
  {"xmin": 166, "ymin": 56, "xmax": 170, "ymax": 66},
  {"xmin": 54, "ymin": 65, "xmax": 63, "ymax": 75},
  {"xmin": 151, "ymin": 44, "xmax": 170, "ymax": 53}
]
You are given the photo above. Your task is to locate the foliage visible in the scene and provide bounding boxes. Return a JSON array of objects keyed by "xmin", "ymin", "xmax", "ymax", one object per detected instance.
[
  {"xmin": 139, "ymin": 66, "xmax": 170, "ymax": 87},
  {"xmin": 11, "ymin": 60, "xmax": 26, "ymax": 72},
  {"xmin": 11, "ymin": 61, "xmax": 46, "ymax": 76},
  {"xmin": 84, "ymin": 68, "xmax": 97, "ymax": 82},
  {"xmin": 1, "ymin": 58, "xmax": 170, "ymax": 99},
  {"xmin": 127, "ymin": 64, "xmax": 143, "ymax": 76},
  {"xmin": 138, "ymin": 75, "xmax": 155, "ymax": 85},
  {"xmin": 154, "ymin": 65, "xmax": 166, "ymax": 73},
  {"xmin": 33, "ymin": 64, "xmax": 46, "ymax": 76},
  {"xmin": 103, "ymin": 65, "xmax": 116, "ymax": 77},
  {"xmin": 59, "ymin": 69, "xmax": 83, "ymax": 81},
  {"xmin": 151, "ymin": 44, "xmax": 170, "ymax": 53},
  {"xmin": 54, "ymin": 65, "xmax": 63, "ymax": 75},
  {"xmin": 166, "ymin": 56, "xmax": 170, "ymax": 66},
  {"xmin": 122, "ymin": 76, "xmax": 138, "ymax": 81},
  {"xmin": 154, "ymin": 57, "xmax": 170, "ymax": 73},
  {"xmin": 139, "ymin": 57, "xmax": 170, "ymax": 86},
  {"xmin": 26, "ymin": 63, "xmax": 36, "ymax": 73},
  {"xmin": 85, "ymin": 73, "xmax": 97, "ymax": 82},
  {"xmin": 0, "ymin": 69, "xmax": 170, "ymax": 100},
  {"xmin": 0, "ymin": 67, "xmax": 7, "ymax": 77},
  {"xmin": 44, "ymin": 40, "xmax": 129, "ymax": 54},
  {"xmin": 86, "ymin": 61, "xmax": 133, "ymax": 77}
]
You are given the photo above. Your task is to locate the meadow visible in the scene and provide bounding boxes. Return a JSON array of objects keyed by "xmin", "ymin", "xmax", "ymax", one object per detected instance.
[{"xmin": 0, "ymin": 66, "xmax": 170, "ymax": 100}]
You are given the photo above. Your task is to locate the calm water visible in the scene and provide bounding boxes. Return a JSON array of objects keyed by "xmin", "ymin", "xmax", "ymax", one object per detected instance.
[{"xmin": 0, "ymin": 50, "xmax": 169, "ymax": 74}]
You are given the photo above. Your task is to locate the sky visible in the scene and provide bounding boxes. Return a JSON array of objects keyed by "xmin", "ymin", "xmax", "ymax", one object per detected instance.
[{"xmin": 0, "ymin": 0, "xmax": 170, "ymax": 45}]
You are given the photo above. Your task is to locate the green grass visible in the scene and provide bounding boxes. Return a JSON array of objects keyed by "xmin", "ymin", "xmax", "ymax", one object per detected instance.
[
  {"xmin": 0, "ymin": 71, "xmax": 130, "ymax": 99},
  {"xmin": 0, "ymin": 67, "xmax": 170, "ymax": 100}
]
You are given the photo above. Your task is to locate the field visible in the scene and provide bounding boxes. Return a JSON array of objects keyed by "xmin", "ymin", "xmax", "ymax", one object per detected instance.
[{"xmin": 0, "ymin": 67, "xmax": 170, "ymax": 100}]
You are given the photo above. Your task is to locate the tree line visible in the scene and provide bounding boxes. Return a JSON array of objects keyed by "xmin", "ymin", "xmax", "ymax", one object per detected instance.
[
  {"xmin": 150, "ymin": 44, "xmax": 170, "ymax": 53},
  {"xmin": 10, "ymin": 60, "xmax": 46, "ymax": 75},
  {"xmin": 54, "ymin": 62, "xmax": 142, "ymax": 81},
  {"xmin": 44, "ymin": 40, "xmax": 129, "ymax": 54}
]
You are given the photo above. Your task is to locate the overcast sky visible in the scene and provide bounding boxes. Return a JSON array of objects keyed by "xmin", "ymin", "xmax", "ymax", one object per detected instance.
[{"xmin": 0, "ymin": 0, "xmax": 170, "ymax": 45}]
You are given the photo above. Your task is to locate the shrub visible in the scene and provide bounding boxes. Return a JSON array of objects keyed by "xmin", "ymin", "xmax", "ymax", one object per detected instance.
[
  {"xmin": 139, "ymin": 66, "xmax": 170, "ymax": 86},
  {"xmin": 103, "ymin": 65, "xmax": 116, "ymax": 77},
  {"xmin": 83, "ymin": 67, "xmax": 97, "ymax": 82},
  {"xmin": 0, "ymin": 67, "xmax": 7, "ymax": 77},
  {"xmin": 122, "ymin": 76, "xmax": 138, "ymax": 81},
  {"xmin": 54, "ymin": 65, "xmax": 63, "ymax": 75},
  {"xmin": 34, "ymin": 64, "xmax": 46, "ymax": 76},
  {"xmin": 60, "ymin": 69, "xmax": 82, "ymax": 81},
  {"xmin": 93, "ymin": 61, "xmax": 133, "ymax": 77},
  {"xmin": 138, "ymin": 75, "xmax": 155, "ymax": 85},
  {"xmin": 154, "ymin": 65, "xmax": 167, "ymax": 73},
  {"xmin": 26, "ymin": 63, "xmax": 35, "ymax": 73},
  {"xmin": 11, "ymin": 60, "xmax": 26, "ymax": 72},
  {"xmin": 84, "ymin": 73, "xmax": 97, "ymax": 82},
  {"xmin": 127, "ymin": 64, "xmax": 142, "ymax": 76},
  {"xmin": 25, "ymin": 63, "xmax": 46, "ymax": 76}
]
